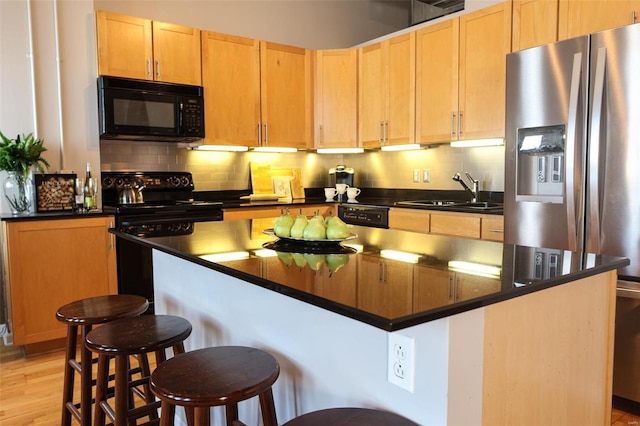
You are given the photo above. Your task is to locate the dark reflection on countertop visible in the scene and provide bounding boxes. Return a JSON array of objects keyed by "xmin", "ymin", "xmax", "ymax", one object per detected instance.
[{"xmin": 112, "ymin": 219, "xmax": 628, "ymax": 331}]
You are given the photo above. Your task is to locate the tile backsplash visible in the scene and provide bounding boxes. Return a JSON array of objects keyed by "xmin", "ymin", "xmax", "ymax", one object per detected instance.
[{"xmin": 100, "ymin": 140, "xmax": 505, "ymax": 192}]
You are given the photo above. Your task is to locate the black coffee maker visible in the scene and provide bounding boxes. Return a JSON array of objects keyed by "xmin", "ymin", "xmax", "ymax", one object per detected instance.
[{"xmin": 328, "ymin": 165, "xmax": 355, "ymax": 187}]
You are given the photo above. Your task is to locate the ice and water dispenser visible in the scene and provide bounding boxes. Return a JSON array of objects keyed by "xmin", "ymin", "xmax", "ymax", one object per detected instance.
[{"xmin": 516, "ymin": 124, "xmax": 566, "ymax": 203}]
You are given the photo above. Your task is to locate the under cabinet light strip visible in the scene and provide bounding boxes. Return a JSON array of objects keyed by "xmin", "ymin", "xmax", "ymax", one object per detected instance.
[
  {"xmin": 450, "ymin": 138, "xmax": 504, "ymax": 148},
  {"xmin": 380, "ymin": 144, "xmax": 421, "ymax": 152},
  {"xmin": 252, "ymin": 147, "xmax": 298, "ymax": 153},
  {"xmin": 316, "ymin": 148, "xmax": 365, "ymax": 154},
  {"xmin": 192, "ymin": 145, "xmax": 249, "ymax": 152}
]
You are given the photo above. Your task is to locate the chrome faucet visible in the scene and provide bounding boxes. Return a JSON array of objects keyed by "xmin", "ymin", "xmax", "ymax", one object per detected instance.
[{"xmin": 452, "ymin": 172, "xmax": 478, "ymax": 202}]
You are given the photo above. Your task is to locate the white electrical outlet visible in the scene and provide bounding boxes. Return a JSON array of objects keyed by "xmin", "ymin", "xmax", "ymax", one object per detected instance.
[
  {"xmin": 412, "ymin": 169, "xmax": 421, "ymax": 183},
  {"xmin": 423, "ymin": 169, "xmax": 431, "ymax": 183},
  {"xmin": 388, "ymin": 333, "xmax": 415, "ymax": 392}
]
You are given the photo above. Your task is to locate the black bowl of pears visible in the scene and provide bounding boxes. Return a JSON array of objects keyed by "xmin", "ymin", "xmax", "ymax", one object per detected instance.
[{"xmin": 262, "ymin": 212, "xmax": 357, "ymax": 254}]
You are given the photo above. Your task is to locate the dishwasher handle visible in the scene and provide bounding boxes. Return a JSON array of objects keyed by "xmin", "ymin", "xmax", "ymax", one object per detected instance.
[{"xmin": 617, "ymin": 280, "xmax": 640, "ymax": 299}]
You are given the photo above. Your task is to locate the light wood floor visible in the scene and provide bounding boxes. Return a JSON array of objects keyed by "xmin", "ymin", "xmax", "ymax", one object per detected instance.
[{"xmin": 1, "ymin": 343, "xmax": 640, "ymax": 425}]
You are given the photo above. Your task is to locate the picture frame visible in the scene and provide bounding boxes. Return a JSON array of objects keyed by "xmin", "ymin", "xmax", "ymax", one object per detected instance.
[{"xmin": 35, "ymin": 173, "xmax": 77, "ymax": 212}]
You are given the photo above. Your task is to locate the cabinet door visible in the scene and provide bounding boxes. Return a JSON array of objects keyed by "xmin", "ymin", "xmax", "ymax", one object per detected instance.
[
  {"xmin": 413, "ymin": 265, "xmax": 451, "ymax": 311},
  {"xmin": 512, "ymin": 0, "xmax": 559, "ymax": 51},
  {"xmin": 359, "ymin": 42, "xmax": 385, "ymax": 148},
  {"xmin": 388, "ymin": 207, "xmax": 430, "ymax": 233},
  {"xmin": 386, "ymin": 32, "xmax": 416, "ymax": 146},
  {"xmin": 96, "ymin": 10, "xmax": 152, "ymax": 80},
  {"xmin": 5, "ymin": 217, "xmax": 117, "ymax": 345},
  {"xmin": 314, "ymin": 255, "xmax": 357, "ymax": 307},
  {"xmin": 260, "ymin": 42, "xmax": 313, "ymax": 148},
  {"xmin": 454, "ymin": 272, "xmax": 501, "ymax": 302},
  {"xmin": 558, "ymin": 0, "xmax": 640, "ymax": 40},
  {"xmin": 459, "ymin": 1, "xmax": 512, "ymax": 140},
  {"xmin": 415, "ymin": 19, "xmax": 459, "ymax": 144},
  {"xmin": 201, "ymin": 31, "xmax": 261, "ymax": 146},
  {"xmin": 430, "ymin": 213, "xmax": 481, "ymax": 239},
  {"xmin": 315, "ymin": 49, "xmax": 358, "ymax": 148},
  {"xmin": 152, "ymin": 21, "xmax": 202, "ymax": 85},
  {"xmin": 357, "ymin": 255, "xmax": 413, "ymax": 318}
]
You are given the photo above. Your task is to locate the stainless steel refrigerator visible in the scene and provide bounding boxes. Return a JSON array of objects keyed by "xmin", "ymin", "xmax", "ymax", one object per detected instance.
[{"xmin": 505, "ymin": 23, "xmax": 640, "ymax": 406}]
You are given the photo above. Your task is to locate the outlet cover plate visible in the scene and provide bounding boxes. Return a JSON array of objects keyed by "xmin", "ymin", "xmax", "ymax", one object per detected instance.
[{"xmin": 387, "ymin": 333, "xmax": 415, "ymax": 392}]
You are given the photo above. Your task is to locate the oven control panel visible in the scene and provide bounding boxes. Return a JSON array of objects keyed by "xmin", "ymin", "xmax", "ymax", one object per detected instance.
[{"xmin": 102, "ymin": 172, "xmax": 194, "ymax": 190}]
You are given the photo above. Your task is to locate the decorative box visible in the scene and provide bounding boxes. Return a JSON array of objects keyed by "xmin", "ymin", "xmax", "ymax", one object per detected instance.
[{"xmin": 35, "ymin": 174, "xmax": 77, "ymax": 212}]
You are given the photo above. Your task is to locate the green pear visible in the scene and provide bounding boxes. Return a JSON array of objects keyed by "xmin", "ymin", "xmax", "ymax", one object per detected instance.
[
  {"xmin": 273, "ymin": 211, "xmax": 295, "ymax": 237},
  {"xmin": 326, "ymin": 254, "xmax": 350, "ymax": 274},
  {"xmin": 277, "ymin": 251, "xmax": 293, "ymax": 267},
  {"xmin": 290, "ymin": 213, "xmax": 308, "ymax": 238},
  {"xmin": 303, "ymin": 219, "xmax": 327, "ymax": 240},
  {"xmin": 326, "ymin": 216, "xmax": 350, "ymax": 239},
  {"xmin": 304, "ymin": 253, "xmax": 326, "ymax": 271},
  {"xmin": 291, "ymin": 252, "xmax": 307, "ymax": 268}
]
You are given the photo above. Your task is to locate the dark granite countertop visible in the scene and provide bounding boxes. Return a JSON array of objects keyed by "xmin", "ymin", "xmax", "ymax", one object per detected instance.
[
  {"xmin": 1, "ymin": 210, "xmax": 113, "ymax": 221},
  {"xmin": 111, "ymin": 218, "xmax": 627, "ymax": 331}
]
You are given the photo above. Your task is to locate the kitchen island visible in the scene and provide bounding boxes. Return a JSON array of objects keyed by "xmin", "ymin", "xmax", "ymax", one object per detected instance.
[{"xmin": 112, "ymin": 218, "xmax": 628, "ymax": 425}]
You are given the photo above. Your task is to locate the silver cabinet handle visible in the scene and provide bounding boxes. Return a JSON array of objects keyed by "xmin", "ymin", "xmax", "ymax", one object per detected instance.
[
  {"xmin": 632, "ymin": 10, "xmax": 637, "ymax": 23},
  {"xmin": 264, "ymin": 123, "xmax": 268, "ymax": 145},
  {"xmin": 586, "ymin": 47, "xmax": 607, "ymax": 252},
  {"xmin": 146, "ymin": 59, "xmax": 152, "ymax": 78},
  {"xmin": 384, "ymin": 121, "xmax": 389, "ymax": 144},
  {"xmin": 565, "ymin": 52, "xmax": 584, "ymax": 252},
  {"xmin": 379, "ymin": 121, "xmax": 384, "ymax": 144},
  {"xmin": 257, "ymin": 122, "xmax": 262, "ymax": 145},
  {"xmin": 109, "ymin": 221, "xmax": 114, "ymax": 250},
  {"xmin": 458, "ymin": 111, "xmax": 463, "ymax": 137},
  {"xmin": 450, "ymin": 112, "xmax": 456, "ymax": 138},
  {"xmin": 488, "ymin": 229, "xmax": 504, "ymax": 233},
  {"xmin": 155, "ymin": 60, "xmax": 160, "ymax": 79}
]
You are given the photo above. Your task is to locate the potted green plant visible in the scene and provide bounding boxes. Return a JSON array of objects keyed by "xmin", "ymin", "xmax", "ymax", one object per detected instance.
[{"xmin": 0, "ymin": 131, "xmax": 50, "ymax": 214}]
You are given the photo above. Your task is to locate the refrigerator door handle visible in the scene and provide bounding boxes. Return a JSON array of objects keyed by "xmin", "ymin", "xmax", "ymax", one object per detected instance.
[
  {"xmin": 587, "ymin": 47, "xmax": 607, "ymax": 252},
  {"xmin": 565, "ymin": 52, "xmax": 583, "ymax": 251}
]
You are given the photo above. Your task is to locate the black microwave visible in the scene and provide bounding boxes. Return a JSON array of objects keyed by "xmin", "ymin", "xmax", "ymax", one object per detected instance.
[{"xmin": 97, "ymin": 76, "xmax": 204, "ymax": 142}]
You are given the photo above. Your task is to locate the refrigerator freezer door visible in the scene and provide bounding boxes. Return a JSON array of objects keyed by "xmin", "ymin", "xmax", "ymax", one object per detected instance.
[
  {"xmin": 505, "ymin": 36, "xmax": 589, "ymax": 251},
  {"xmin": 587, "ymin": 24, "xmax": 640, "ymax": 279}
]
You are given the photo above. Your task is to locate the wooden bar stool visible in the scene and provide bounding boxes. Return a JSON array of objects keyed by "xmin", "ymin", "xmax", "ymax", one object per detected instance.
[
  {"xmin": 149, "ymin": 346, "xmax": 280, "ymax": 426},
  {"xmin": 85, "ymin": 314, "xmax": 192, "ymax": 426},
  {"xmin": 56, "ymin": 294, "xmax": 149, "ymax": 426},
  {"xmin": 283, "ymin": 408, "xmax": 420, "ymax": 425}
]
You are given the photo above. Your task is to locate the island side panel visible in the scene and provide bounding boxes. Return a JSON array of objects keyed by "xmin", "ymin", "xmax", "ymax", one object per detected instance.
[
  {"xmin": 152, "ymin": 250, "xmax": 451, "ymax": 425},
  {"xmin": 481, "ymin": 271, "xmax": 617, "ymax": 425}
]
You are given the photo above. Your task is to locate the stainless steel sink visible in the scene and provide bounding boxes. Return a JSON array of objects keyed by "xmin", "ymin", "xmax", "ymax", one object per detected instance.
[
  {"xmin": 394, "ymin": 200, "xmax": 503, "ymax": 212},
  {"xmin": 394, "ymin": 200, "xmax": 460, "ymax": 207}
]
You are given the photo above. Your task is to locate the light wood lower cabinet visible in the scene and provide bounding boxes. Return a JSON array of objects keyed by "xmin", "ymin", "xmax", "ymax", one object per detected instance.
[
  {"xmin": 357, "ymin": 254, "xmax": 413, "ymax": 318},
  {"xmin": 389, "ymin": 208, "xmax": 503, "ymax": 242},
  {"xmin": 413, "ymin": 264, "xmax": 501, "ymax": 311},
  {"xmin": 3, "ymin": 217, "xmax": 117, "ymax": 346}
]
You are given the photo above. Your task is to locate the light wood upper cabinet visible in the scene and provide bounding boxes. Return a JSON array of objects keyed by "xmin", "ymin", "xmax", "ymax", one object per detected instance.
[
  {"xmin": 416, "ymin": 18, "xmax": 460, "ymax": 144},
  {"xmin": 201, "ymin": 31, "xmax": 260, "ymax": 146},
  {"xmin": 359, "ymin": 33, "xmax": 415, "ymax": 148},
  {"xmin": 4, "ymin": 217, "xmax": 117, "ymax": 346},
  {"xmin": 416, "ymin": 1, "xmax": 511, "ymax": 144},
  {"xmin": 96, "ymin": 10, "xmax": 201, "ymax": 85},
  {"xmin": 201, "ymin": 32, "xmax": 312, "ymax": 148},
  {"xmin": 260, "ymin": 42, "xmax": 313, "ymax": 149},
  {"xmin": 458, "ymin": 1, "xmax": 512, "ymax": 141},
  {"xmin": 315, "ymin": 48, "xmax": 358, "ymax": 148},
  {"xmin": 558, "ymin": 0, "xmax": 640, "ymax": 40},
  {"xmin": 512, "ymin": 0, "xmax": 559, "ymax": 51}
]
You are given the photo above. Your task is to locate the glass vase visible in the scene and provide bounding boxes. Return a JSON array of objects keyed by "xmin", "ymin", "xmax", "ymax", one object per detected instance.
[{"xmin": 4, "ymin": 171, "xmax": 33, "ymax": 214}]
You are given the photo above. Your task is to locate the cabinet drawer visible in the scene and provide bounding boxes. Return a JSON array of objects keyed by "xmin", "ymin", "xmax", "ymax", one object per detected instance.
[
  {"xmin": 430, "ymin": 213, "xmax": 481, "ymax": 239},
  {"xmin": 389, "ymin": 208, "xmax": 430, "ymax": 233},
  {"xmin": 481, "ymin": 216, "xmax": 504, "ymax": 241}
]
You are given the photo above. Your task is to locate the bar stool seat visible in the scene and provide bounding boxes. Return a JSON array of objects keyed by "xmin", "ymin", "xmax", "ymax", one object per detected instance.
[
  {"xmin": 56, "ymin": 294, "xmax": 149, "ymax": 426},
  {"xmin": 86, "ymin": 314, "xmax": 192, "ymax": 426},
  {"xmin": 150, "ymin": 346, "xmax": 280, "ymax": 426},
  {"xmin": 282, "ymin": 408, "xmax": 420, "ymax": 425}
]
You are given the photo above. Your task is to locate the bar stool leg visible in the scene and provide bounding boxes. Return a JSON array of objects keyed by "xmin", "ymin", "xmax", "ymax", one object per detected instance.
[
  {"xmin": 94, "ymin": 355, "xmax": 110, "ymax": 426},
  {"xmin": 259, "ymin": 387, "xmax": 278, "ymax": 426},
  {"xmin": 61, "ymin": 324, "xmax": 78, "ymax": 426},
  {"xmin": 159, "ymin": 401, "xmax": 175, "ymax": 426},
  {"xmin": 194, "ymin": 407, "xmax": 211, "ymax": 426},
  {"xmin": 79, "ymin": 325, "xmax": 93, "ymax": 426},
  {"xmin": 225, "ymin": 403, "xmax": 239, "ymax": 426},
  {"xmin": 114, "ymin": 355, "xmax": 130, "ymax": 426}
]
